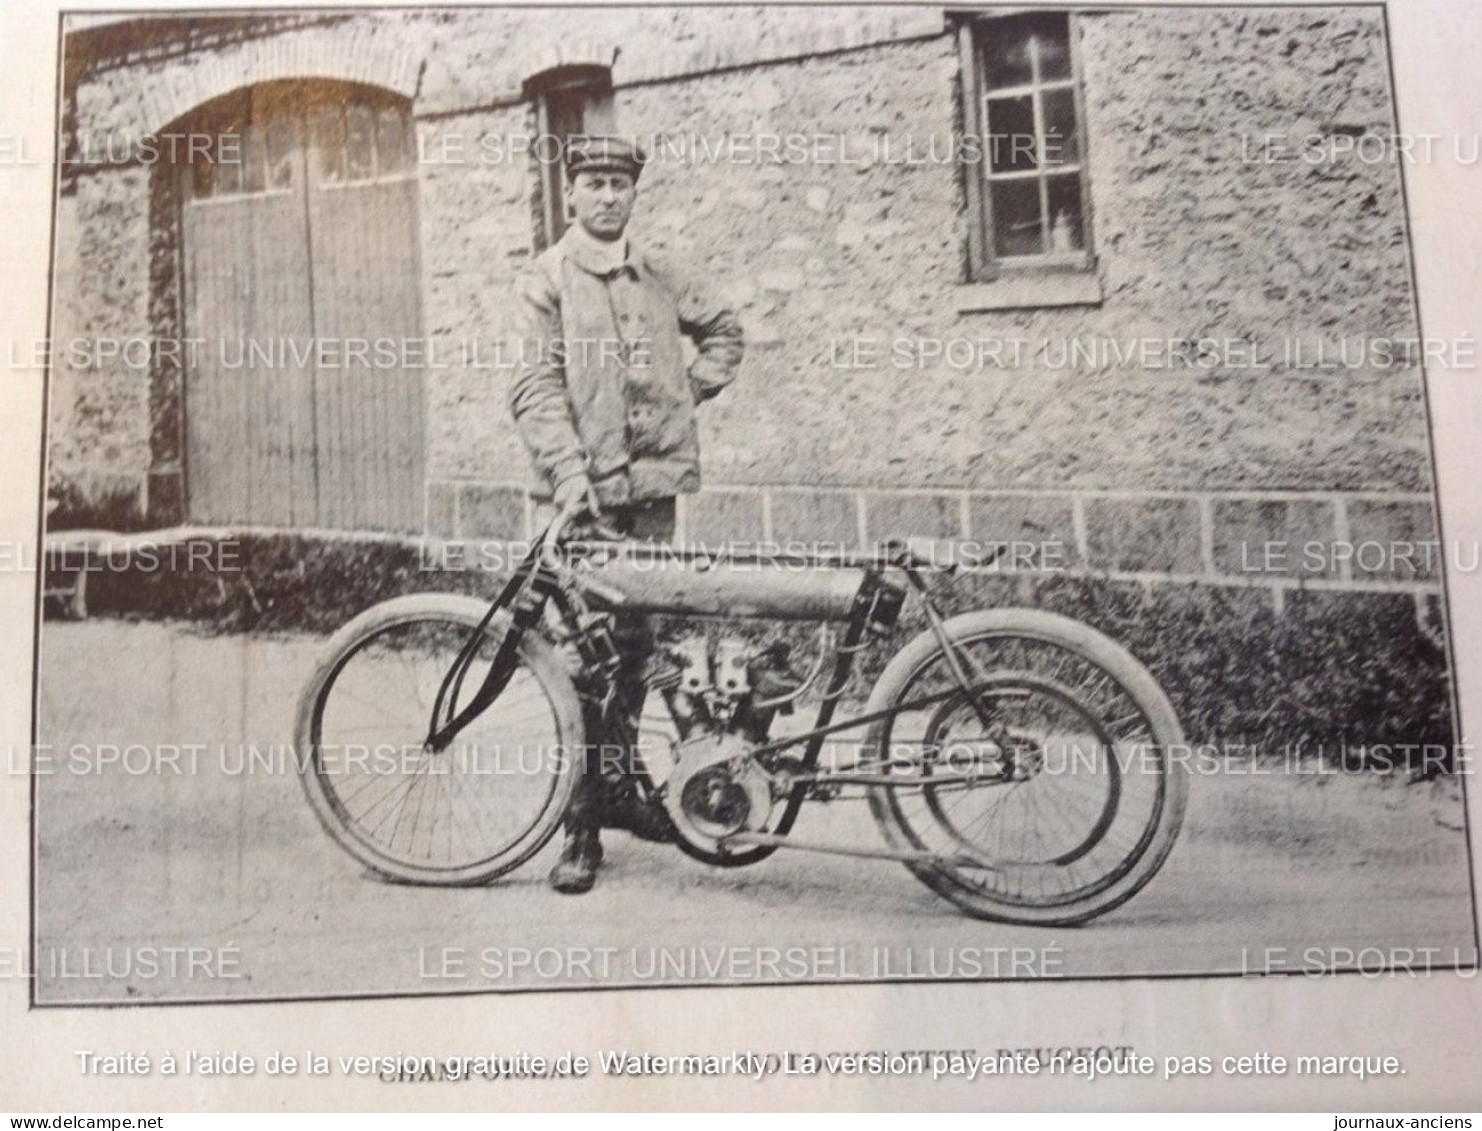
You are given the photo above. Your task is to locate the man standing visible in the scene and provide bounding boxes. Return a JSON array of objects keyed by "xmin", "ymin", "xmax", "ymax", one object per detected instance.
[{"xmin": 508, "ymin": 135, "xmax": 745, "ymax": 894}]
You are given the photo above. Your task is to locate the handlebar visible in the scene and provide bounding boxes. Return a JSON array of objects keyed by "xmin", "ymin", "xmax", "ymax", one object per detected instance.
[
  {"xmin": 543, "ymin": 499, "xmax": 624, "ymax": 550},
  {"xmin": 541, "ymin": 500, "xmax": 588, "ymax": 552},
  {"xmin": 537, "ymin": 501, "xmax": 629, "ymax": 609}
]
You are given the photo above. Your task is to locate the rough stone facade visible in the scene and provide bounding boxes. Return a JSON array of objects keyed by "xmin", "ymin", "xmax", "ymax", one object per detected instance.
[{"xmin": 51, "ymin": 6, "xmax": 1445, "ymax": 611}]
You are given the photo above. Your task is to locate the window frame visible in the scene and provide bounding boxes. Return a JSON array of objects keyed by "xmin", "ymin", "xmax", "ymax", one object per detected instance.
[
  {"xmin": 960, "ymin": 10, "xmax": 1097, "ymax": 283},
  {"xmin": 528, "ymin": 65, "xmax": 615, "ymax": 248}
]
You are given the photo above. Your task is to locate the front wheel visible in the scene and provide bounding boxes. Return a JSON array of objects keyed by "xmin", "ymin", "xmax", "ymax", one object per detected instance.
[
  {"xmin": 294, "ymin": 593, "xmax": 584, "ymax": 885},
  {"xmin": 863, "ymin": 609, "xmax": 1187, "ymax": 926}
]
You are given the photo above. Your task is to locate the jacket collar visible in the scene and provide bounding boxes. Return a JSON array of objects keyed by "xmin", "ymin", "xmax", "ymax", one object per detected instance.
[{"xmin": 560, "ymin": 223, "xmax": 637, "ymax": 279}]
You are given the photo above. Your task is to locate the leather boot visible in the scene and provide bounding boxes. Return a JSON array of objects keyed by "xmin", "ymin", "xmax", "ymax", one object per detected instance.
[{"xmin": 548, "ymin": 826, "xmax": 604, "ymax": 894}]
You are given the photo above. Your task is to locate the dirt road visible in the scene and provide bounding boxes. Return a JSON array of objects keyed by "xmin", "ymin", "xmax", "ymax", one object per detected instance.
[{"xmin": 32, "ymin": 620, "xmax": 1479, "ymax": 1003}]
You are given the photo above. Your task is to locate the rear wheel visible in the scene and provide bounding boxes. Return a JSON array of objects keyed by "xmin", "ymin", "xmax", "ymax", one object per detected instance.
[
  {"xmin": 295, "ymin": 593, "xmax": 583, "ymax": 885},
  {"xmin": 863, "ymin": 609, "xmax": 1187, "ymax": 925}
]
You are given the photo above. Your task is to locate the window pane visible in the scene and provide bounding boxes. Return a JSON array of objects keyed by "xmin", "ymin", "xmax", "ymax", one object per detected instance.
[
  {"xmin": 266, "ymin": 116, "xmax": 297, "ymax": 189},
  {"xmin": 982, "ymin": 26, "xmax": 1033, "ymax": 89},
  {"xmin": 312, "ymin": 107, "xmax": 346, "ymax": 185},
  {"xmin": 1046, "ymin": 174, "xmax": 1086, "ymax": 252},
  {"xmin": 982, "ymin": 13, "xmax": 1069, "ymax": 88},
  {"xmin": 376, "ymin": 106, "xmax": 412, "ymax": 173},
  {"xmin": 546, "ymin": 89, "xmax": 585, "ymax": 148},
  {"xmin": 214, "ymin": 136, "xmax": 243, "ymax": 195},
  {"xmin": 1031, "ymin": 16, "xmax": 1072, "ymax": 81},
  {"xmin": 243, "ymin": 122, "xmax": 267, "ymax": 193},
  {"xmin": 991, "ymin": 178, "xmax": 1044, "ymax": 257},
  {"xmin": 1041, "ymin": 87, "xmax": 1080, "ymax": 166},
  {"xmin": 209, "ymin": 94, "xmax": 250, "ymax": 196},
  {"xmin": 191, "ymin": 154, "xmax": 214, "ymax": 198},
  {"xmin": 346, "ymin": 103, "xmax": 376, "ymax": 180},
  {"xmin": 582, "ymin": 88, "xmax": 616, "ymax": 134},
  {"xmin": 986, "ymin": 95, "xmax": 1037, "ymax": 173}
]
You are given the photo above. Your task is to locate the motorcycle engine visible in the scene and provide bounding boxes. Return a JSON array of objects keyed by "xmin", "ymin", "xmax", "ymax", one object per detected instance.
[{"xmin": 648, "ymin": 632, "xmax": 806, "ymax": 853}]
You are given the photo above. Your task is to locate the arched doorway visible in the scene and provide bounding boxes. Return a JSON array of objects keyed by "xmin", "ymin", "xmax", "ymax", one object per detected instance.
[{"xmin": 175, "ymin": 80, "xmax": 425, "ymax": 531}]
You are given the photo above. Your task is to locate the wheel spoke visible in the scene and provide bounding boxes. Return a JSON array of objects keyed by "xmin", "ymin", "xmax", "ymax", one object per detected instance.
[
  {"xmin": 874, "ymin": 625, "xmax": 1178, "ymax": 914},
  {"xmin": 305, "ymin": 611, "xmax": 575, "ymax": 881}
]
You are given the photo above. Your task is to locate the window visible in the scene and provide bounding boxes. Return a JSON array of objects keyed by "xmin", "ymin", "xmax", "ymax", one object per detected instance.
[
  {"xmin": 182, "ymin": 83, "xmax": 413, "ymax": 200},
  {"xmin": 308, "ymin": 97, "xmax": 414, "ymax": 188},
  {"xmin": 960, "ymin": 12, "xmax": 1095, "ymax": 282},
  {"xmin": 528, "ymin": 65, "xmax": 615, "ymax": 247}
]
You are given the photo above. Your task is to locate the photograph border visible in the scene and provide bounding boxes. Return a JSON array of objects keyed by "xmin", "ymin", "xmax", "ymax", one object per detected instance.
[{"xmin": 27, "ymin": 0, "xmax": 1482, "ymax": 1011}]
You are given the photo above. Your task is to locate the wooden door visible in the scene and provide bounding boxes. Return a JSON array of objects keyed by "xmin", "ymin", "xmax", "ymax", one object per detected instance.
[{"xmin": 179, "ymin": 82, "xmax": 425, "ymax": 531}]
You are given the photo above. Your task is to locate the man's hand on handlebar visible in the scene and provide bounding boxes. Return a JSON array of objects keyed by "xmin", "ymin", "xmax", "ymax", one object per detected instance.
[
  {"xmin": 553, "ymin": 472, "xmax": 601, "ymax": 519},
  {"xmin": 549, "ymin": 473, "xmax": 621, "ymax": 542}
]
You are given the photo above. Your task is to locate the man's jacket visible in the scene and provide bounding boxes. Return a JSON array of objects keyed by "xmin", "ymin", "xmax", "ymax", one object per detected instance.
[{"xmin": 508, "ymin": 227, "xmax": 745, "ymax": 507}]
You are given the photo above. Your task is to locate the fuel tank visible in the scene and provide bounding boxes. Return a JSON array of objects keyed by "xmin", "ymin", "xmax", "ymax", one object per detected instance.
[{"xmin": 577, "ymin": 552, "xmax": 866, "ymax": 620}]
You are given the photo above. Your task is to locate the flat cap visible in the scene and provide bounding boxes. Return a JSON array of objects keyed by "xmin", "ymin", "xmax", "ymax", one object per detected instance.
[{"xmin": 565, "ymin": 134, "xmax": 647, "ymax": 180}]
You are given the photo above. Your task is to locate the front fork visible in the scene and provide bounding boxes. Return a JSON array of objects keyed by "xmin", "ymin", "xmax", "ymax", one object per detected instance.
[{"xmin": 898, "ymin": 564, "xmax": 1001, "ymax": 733}]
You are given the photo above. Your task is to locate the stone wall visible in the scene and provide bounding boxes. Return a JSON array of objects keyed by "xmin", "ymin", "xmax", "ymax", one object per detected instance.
[
  {"xmin": 48, "ymin": 166, "xmax": 153, "ymax": 511},
  {"xmin": 50, "ymin": 6, "xmax": 1444, "ymax": 605}
]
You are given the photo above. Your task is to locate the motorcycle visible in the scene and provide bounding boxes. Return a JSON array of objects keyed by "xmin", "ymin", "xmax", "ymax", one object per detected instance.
[{"xmin": 294, "ymin": 504, "xmax": 1187, "ymax": 926}]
